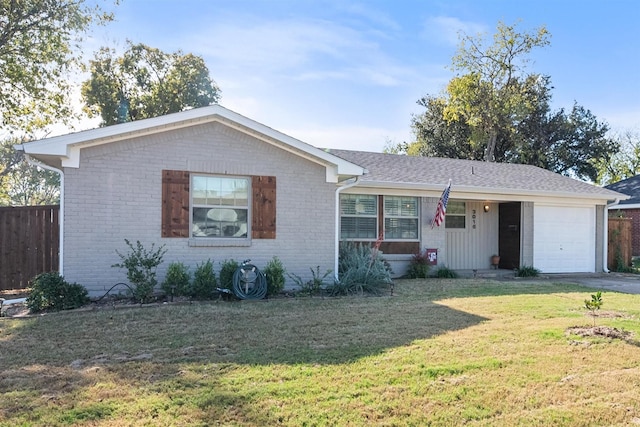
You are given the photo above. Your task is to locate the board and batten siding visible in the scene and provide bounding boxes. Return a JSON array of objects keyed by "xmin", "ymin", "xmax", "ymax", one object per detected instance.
[{"xmin": 445, "ymin": 201, "xmax": 499, "ymax": 270}]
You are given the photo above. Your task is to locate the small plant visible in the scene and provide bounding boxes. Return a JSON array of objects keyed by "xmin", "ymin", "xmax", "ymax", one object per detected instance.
[
  {"xmin": 263, "ymin": 256, "xmax": 286, "ymax": 297},
  {"xmin": 435, "ymin": 266, "xmax": 458, "ymax": 278},
  {"xmin": 288, "ymin": 266, "xmax": 332, "ymax": 296},
  {"xmin": 192, "ymin": 259, "xmax": 217, "ymax": 300},
  {"xmin": 406, "ymin": 249, "xmax": 431, "ymax": 279},
  {"xmin": 218, "ymin": 259, "xmax": 239, "ymax": 291},
  {"xmin": 336, "ymin": 242, "xmax": 392, "ymax": 295},
  {"xmin": 584, "ymin": 291, "xmax": 603, "ymax": 326},
  {"xmin": 161, "ymin": 262, "xmax": 191, "ymax": 298},
  {"xmin": 112, "ymin": 239, "xmax": 167, "ymax": 303},
  {"xmin": 26, "ymin": 272, "xmax": 88, "ymax": 312},
  {"xmin": 517, "ymin": 265, "xmax": 540, "ymax": 277}
]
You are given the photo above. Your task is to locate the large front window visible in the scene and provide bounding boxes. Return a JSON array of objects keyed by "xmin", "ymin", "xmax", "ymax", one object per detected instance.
[
  {"xmin": 192, "ymin": 175, "xmax": 249, "ymax": 238},
  {"xmin": 340, "ymin": 194, "xmax": 377, "ymax": 239},
  {"xmin": 340, "ymin": 194, "xmax": 419, "ymax": 240}
]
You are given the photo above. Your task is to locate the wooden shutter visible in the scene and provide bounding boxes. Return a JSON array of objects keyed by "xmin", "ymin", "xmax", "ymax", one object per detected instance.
[
  {"xmin": 252, "ymin": 176, "xmax": 276, "ymax": 239},
  {"xmin": 161, "ymin": 170, "xmax": 190, "ymax": 238}
]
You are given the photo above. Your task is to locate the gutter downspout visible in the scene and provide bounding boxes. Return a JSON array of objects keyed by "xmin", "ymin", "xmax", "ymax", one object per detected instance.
[
  {"xmin": 23, "ymin": 153, "xmax": 64, "ymax": 276},
  {"xmin": 334, "ymin": 176, "xmax": 360, "ymax": 281},
  {"xmin": 603, "ymin": 198, "xmax": 621, "ymax": 273}
]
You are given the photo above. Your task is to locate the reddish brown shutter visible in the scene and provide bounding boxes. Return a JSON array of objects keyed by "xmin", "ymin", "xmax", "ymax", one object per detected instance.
[
  {"xmin": 161, "ymin": 170, "xmax": 190, "ymax": 238},
  {"xmin": 252, "ymin": 176, "xmax": 276, "ymax": 239}
]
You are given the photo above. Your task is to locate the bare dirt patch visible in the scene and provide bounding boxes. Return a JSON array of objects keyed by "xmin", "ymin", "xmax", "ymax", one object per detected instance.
[{"xmin": 566, "ymin": 325, "xmax": 635, "ymax": 347}]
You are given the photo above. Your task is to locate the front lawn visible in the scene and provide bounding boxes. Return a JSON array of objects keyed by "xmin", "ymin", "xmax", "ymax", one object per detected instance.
[{"xmin": 1, "ymin": 279, "xmax": 640, "ymax": 426}]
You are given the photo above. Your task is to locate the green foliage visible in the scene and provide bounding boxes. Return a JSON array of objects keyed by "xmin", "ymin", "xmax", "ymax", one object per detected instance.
[
  {"xmin": 112, "ymin": 239, "xmax": 167, "ymax": 303},
  {"xmin": 593, "ymin": 130, "xmax": 640, "ymax": 186},
  {"xmin": 263, "ymin": 256, "xmax": 286, "ymax": 296},
  {"xmin": 26, "ymin": 272, "xmax": 88, "ymax": 312},
  {"xmin": 406, "ymin": 249, "xmax": 431, "ymax": 279},
  {"xmin": 191, "ymin": 259, "xmax": 216, "ymax": 300},
  {"xmin": 435, "ymin": 266, "xmax": 459, "ymax": 279},
  {"xmin": 334, "ymin": 242, "xmax": 392, "ymax": 295},
  {"xmin": 82, "ymin": 41, "xmax": 221, "ymax": 126},
  {"xmin": 584, "ymin": 291, "xmax": 603, "ymax": 326},
  {"xmin": 161, "ymin": 262, "xmax": 191, "ymax": 297},
  {"xmin": 219, "ymin": 259, "xmax": 239, "ymax": 291},
  {"xmin": 0, "ymin": 0, "xmax": 115, "ymax": 133},
  {"xmin": 288, "ymin": 266, "xmax": 333, "ymax": 296},
  {"xmin": 517, "ymin": 265, "xmax": 540, "ymax": 277}
]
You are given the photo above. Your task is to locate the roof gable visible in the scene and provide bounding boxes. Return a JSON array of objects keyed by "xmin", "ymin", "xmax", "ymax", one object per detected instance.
[{"xmin": 17, "ymin": 105, "xmax": 365, "ymax": 183}]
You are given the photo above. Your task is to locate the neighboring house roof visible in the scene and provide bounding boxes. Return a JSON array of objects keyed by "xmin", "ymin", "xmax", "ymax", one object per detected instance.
[
  {"xmin": 328, "ymin": 149, "xmax": 627, "ymax": 203},
  {"xmin": 605, "ymin": 175, "xmax": 640, "ymax": 208},
  {"xmin": 15, "ymin": 105, "xmax": 366, "ymax": 183}
]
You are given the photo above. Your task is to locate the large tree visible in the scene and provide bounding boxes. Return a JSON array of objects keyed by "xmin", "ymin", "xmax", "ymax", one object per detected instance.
[
  {"xmin": 0, "ymin": 0, "xmax": 115, "ymax": 133},
  {"xmin": 82, "ymin": 42, "xmax": 221, "ymax": 126},
  {"xmin": 592, "ymin": 130, "xmax": 640, "ymax": 186},
  {"xmin": 0, "ymin": 0, "xmax": 115, "ymax": 206},
  {"xmin": 399, "ymin": 22, "xmax": 617, "ymax": 182}
]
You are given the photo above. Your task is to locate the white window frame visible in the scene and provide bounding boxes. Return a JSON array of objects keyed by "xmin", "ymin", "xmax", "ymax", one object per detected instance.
[
  {"xmin": 190, "ymin": 174, "xmax": 250, "ymax": 240},
  {"xmin": 445, "ymin": 200, "xmax": 466, "ymax": 229},
  {"xmin": 340, "ymin": 194, "xmax": 378, "ymax": 240},
  {"xmin": 383, "ymin": 196, "xmax": 420, "ymax": 241}
]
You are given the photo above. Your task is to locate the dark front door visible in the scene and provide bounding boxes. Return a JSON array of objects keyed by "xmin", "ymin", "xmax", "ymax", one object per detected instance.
[{"xmin": 499, "ymin": 202, "xmax": 521, "ymax": 269}]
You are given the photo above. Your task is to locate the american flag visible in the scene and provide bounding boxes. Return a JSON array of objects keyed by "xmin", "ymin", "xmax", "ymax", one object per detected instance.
[{"xmin": 431, "ymin": 180, "xmax": 451, "ymax": 229}]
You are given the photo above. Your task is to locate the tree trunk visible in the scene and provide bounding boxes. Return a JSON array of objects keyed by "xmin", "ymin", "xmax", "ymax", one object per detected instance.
[{"xmin": 485, "ymin": 130, "xmax": 497, "ymax": 162}]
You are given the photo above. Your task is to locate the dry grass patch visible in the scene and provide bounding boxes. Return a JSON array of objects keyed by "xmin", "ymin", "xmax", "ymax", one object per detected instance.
[{"xmin": 1, "ymin": 279, "xmax": 640, "ymax": 425}]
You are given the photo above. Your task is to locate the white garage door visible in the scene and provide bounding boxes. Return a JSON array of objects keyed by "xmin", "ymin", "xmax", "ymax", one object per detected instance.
[{"xmin": 533, "ymin": 206, "xmax": 595, "ymax": 273}]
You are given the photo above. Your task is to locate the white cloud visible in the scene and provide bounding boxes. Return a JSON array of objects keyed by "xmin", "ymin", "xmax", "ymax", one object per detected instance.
[{"xmin": 421, "ymin": 16, "xmax": 487, "ymax": 46}]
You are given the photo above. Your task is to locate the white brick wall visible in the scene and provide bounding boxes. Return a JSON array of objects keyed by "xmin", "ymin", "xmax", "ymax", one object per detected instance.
[{"xmin": 63, "ymin": 122, "xmax": 337, "ymax": 296}]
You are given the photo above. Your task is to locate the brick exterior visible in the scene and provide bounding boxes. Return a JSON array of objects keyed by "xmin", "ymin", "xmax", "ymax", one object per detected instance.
[{"xmin": 62, "ymin": 122, "xmax": 336, "ymax": 296}]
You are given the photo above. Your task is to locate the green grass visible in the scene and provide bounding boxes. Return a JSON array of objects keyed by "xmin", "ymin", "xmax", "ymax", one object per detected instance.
[{"xmin": 1, "ymin": 279, "xmax": 640, "ymax": 426}]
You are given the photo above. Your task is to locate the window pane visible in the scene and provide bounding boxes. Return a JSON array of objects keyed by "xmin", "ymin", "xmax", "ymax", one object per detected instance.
[
  {"xmin": 445, "ymin": 215, "xmax": 465, "ymax": 229},
  {"xmin": 192, "ymin": 175, "xmax": 249, "ymax": 238},
  {"xmin": 385, "ymin": 218, "xmax": 418, "ymax": 239},
  {"xmin": 340, "ymin": 194, "xmax": 376, "ymax": 216},
  {"xmin": 447, "ymin": 201, "xmax": 465, "ymax": 215},
  {"xmin": 192, "ymin": 207, "xmax": 248, "ymax": 237},
  {"xmin": 341, "ymin": 217, "xmax": 377, "ymax": 239}
]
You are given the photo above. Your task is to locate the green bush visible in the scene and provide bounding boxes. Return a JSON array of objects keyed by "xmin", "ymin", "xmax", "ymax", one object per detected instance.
[
  {"xmin": 161, "ymin": 262, "xmax": 191, "ymax": 298},
  {"xmin": 435, "ymin": 266, "xmax": 459, "ymax": 278},
  {"xmin": 112, "ymin": 239, "xmax": 166, "ymax": 303},
  {"xmin": 263, "ymin": 256, "xmax": 286, "ymax": 296},
  {"xmin": 334, "ymin": 242, "xmax": 392, "ymax": 295},
  {"xmin": 406, "ymin": 249, "xmax": 431, "ymax": 279},
  {"xmin": 288, "ymin": 266, "xmax": 332, "ymax": 296},
  {"xmin": 517, "ymin": 265, "xmax": 540, "ymax": 277},
  {"xmin": 219, "ymin": 259, "xmax": 239, "ymax": 291},
  {"xmin": 26, "ymin": 272, "xmax": 88, "ymax": 312},
  {"xmin": 192, "ymin": 259, "xmax": 216, "ymax": 299}
]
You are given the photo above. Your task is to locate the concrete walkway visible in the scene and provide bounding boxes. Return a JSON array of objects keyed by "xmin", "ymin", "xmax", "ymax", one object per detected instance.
[{"xmin": 541, "ymin": 272, "xmax": 640, "ymax": 295}]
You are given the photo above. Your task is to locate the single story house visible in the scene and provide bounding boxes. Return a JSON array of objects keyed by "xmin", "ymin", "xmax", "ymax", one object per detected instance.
[
  {"xmin": 606, "ymin": 175, "xmax": 640, "ymax": 256},
  {"xmin": 16, "ymin": 105, "xmax": 627, "ymax": 296}
]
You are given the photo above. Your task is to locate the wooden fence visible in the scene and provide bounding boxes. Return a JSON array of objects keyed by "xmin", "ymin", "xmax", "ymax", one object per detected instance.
[
  {"xmin": 608, "ymin": 217, "xmax": 632, "ymax": 270},
  {"xmin": 0, "ymin": 205, "xmax": 59, "ymax": 291}
]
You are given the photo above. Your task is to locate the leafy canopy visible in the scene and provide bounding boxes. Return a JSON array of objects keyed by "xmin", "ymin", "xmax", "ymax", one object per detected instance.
[{"xmin": 82, "ymin": 41, "xmax": 221, "ymax": 126}]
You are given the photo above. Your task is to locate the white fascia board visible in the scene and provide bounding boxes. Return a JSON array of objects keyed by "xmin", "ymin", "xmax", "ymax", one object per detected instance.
[
  {"xmin": 17, "ymin": 105, "xmax": 366, "ymax": 179},
  {"xmin": 608, "ymin": 203, "xmax": 640, "ymax": 210},
  {"xmin": 353, "ymin": 180, "xmax": 625, "ymax": 204}
]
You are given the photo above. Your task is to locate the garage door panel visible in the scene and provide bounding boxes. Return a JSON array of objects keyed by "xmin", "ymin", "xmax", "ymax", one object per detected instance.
[{"xmin": 534, "ymin": 206, "xmax": 595, "ymax": 273}]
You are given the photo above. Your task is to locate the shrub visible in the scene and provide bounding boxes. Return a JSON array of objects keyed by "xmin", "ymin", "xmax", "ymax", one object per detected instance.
[
  {"xmin": 288, "ymin": 266, "xmax": 333, "ymax": 296},
  {"xmin": 584, "ymin": 291, "xmax": 603, "ymax": 326},
  {"xmin": 517, "ymin": 265, "xmax": 540, "ymax": 277},
  {"xmin": 219, "ymin": 259, "xmax": 239, "ymax": 291},
  {"xmin": 112, "ymin": 239, "xmax": 166, "ymax": 303},
  {"xmin": 435, "ymin": 266, "xmax": 459, "ymax": 278},
  {"xmin": 161, "ymin": 262, "xmax": 191, "ymax": 298},
  {"xmin": 335, "ymin": 242, "xmax": 392, "ymax": 295},
  {"xmin": 26, "ymin": 272, "xmax": 88, "ymax": 312},
  {"xmin": 406, "ymin": 249, "xmax": 431, "ymax": 279},
  {"xmin": 192, "ymin": 259, "xmax": 216, "ymax": 299},
  {"xmin": 263, "ymin": 256, "xmax": 286, "ymax": 296}
]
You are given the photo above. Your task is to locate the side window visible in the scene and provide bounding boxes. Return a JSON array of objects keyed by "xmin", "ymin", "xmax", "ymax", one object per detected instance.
[
  {"xmin": 340, "ymin": 194, "xmax": 377, "ymax": 239},
  {"xmin": 445, "ymin": 201, "xmax": 466, "ymax": 229},
  {"xmin": 384, "ymin": 196, "xmax": 419, "ymax": 239},
  {"xmin": 191, "ymin": 175, "xmax": 249, "ymax": 238}
]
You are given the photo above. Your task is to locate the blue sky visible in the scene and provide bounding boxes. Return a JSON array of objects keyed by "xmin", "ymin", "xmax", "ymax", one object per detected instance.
[{"xmin": 82, "ymin": 0, "xmax": 640, "ymax": 152}]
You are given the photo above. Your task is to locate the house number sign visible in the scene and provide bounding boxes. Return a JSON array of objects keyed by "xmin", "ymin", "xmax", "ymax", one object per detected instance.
[{"xmin": 472, "ymin": 209, "xmax": 477, "ymax": 229}]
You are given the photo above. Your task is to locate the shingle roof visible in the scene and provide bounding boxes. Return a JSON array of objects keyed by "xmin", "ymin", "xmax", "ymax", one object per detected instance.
[
  {"xmin": 605, "ymin": 175, "xmax": 640, "ymax": 205},
  {"xmin": 328, "ymin": 149, "xmax": 625, "ymax": 201}
]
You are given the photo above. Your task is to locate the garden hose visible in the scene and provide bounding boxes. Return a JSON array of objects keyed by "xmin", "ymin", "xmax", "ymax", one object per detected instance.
[{"xmin": 232, "ymin": 264, "xmax": 267, "ymax": 300}]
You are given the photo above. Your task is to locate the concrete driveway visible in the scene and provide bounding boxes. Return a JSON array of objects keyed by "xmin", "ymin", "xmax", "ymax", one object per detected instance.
[{"xmin": 540, "ymin": 272, "xmax": 640, "ymax": 294}]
